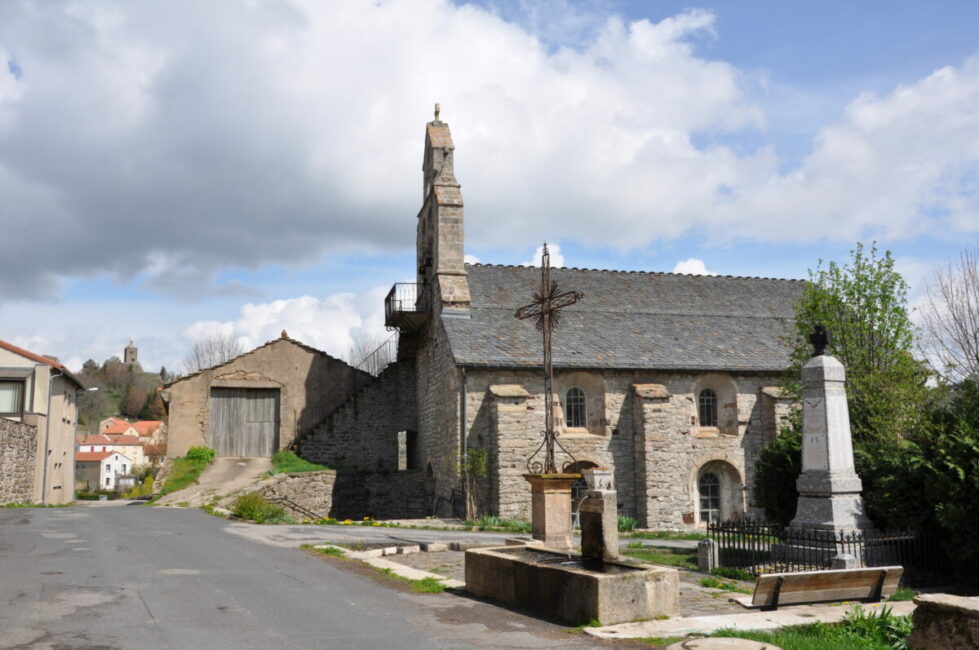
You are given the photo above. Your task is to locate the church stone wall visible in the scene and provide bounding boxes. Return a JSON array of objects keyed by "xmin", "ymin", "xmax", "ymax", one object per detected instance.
[
  {"xmin": 413, "ymin": 321, "xmax": 463, "ymax": 516},
  {"xmin": 0, "ymin": 418, "xmax": 37, "ymax": 504},
  {"xmin": 466, "ymin": 368, "xmax": 783, "ymax": 528}
]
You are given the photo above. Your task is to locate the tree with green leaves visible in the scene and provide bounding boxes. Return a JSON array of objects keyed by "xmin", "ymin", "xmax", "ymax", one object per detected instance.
[{"xmin": 754, "ymin": 243, "xmax": 929, "ymax": 525}]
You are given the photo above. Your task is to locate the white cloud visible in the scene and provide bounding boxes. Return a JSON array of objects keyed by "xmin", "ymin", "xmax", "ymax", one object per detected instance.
[
  {"xmin": 181, "ymin": 287, "xmax": 389, "ymax": 363},
  {"xmin": 671, "ymin": 258, "xmax": 716, "ymax": 275},
  {"xmin": 521, "ymin": 243, "xmax": 565, "ymax": 268},
  {"xmin": 0, "ymin": 0, "xmax": 976, "ymax": 302},
  {"xmin": 715, "ymin": 58, "xmax": 979, "ymax": 243},
  {"xmin": 0, "ymin": 1, "xmax": 757, "ymax": 297},
  {"xmin": 464, "ymin": 254, "xmax": 481, "ymax": 265}
]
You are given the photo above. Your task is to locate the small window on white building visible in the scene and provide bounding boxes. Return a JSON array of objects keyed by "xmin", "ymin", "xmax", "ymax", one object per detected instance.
[
  {"xmin": 0, "ymin": 381, "xmax": 24, "ymax": 415},
  {"xmin": 105, "ymin": 477, "xmax": 111, "ymax": 487},
  {"xmin": 122, "ymin": 464, "xmax": 127, "ymax": 473}
]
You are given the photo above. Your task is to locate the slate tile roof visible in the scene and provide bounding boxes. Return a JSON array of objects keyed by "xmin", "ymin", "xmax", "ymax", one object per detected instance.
[{"xmin": 440, "ymin": 264, "xmax": 805, "ymax": 372}]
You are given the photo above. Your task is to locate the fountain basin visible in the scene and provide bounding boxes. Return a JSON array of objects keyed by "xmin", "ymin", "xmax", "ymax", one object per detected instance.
[{"xmin": 465, "ymin": 545, "xmax": 679, "ymax": 625}]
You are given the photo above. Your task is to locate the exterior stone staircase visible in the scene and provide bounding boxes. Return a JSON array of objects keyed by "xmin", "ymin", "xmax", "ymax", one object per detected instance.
[{"xmin": 294, "ymin": 360, "xmax": 415, "ymax": 471}]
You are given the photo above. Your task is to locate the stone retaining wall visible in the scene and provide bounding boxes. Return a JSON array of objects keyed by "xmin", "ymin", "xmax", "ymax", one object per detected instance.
[
  {"xmin": 0, "ymin": 418, "xmax": 37, "ymax": 504},
  {"xmin": 247, "ymin": 469, "xmax": 425, "ymax": 521},
  {"xmin": 909, "ymin": 594, "xmax": 979, "ymax": 649}
]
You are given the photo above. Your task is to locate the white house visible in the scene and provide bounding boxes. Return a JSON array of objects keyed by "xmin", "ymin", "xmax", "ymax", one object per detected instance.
[{"xmin": 75, "ymin": 451, "xmax": 133, "ymax": 491}]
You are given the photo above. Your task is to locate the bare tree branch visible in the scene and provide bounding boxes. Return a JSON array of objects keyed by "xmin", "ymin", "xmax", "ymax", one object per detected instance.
[
  {"xmin": 181, "ymin": 334, "xmax": 244, "ymax": 375},
  {"xmin": 920, "ymin": 241, "xmax": 979, "ymax": 382}
]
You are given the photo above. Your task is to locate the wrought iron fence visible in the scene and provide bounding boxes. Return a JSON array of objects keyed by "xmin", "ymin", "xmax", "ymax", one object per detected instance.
[{"xmin": 707, "ymin": 519, "xmax": 949, "ymax": 586}]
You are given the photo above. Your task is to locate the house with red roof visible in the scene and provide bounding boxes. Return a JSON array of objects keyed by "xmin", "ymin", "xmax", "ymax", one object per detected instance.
[
  {"xmin": 75, "ymin": 451, "xmax": 133, "ymax": 491},
  {"xmin": 79, "ymin": 434, "xmax": 146, "ymax": 466},
  {"xmin": 0, "ymin": 339, "xmax": 84, "ymax": 504}
]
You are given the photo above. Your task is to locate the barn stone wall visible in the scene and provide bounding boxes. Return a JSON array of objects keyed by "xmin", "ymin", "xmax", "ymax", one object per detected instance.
[
  {"xmin": 163, "ymin": 337, "xmax": 367, "ymax": 459},
  {"xmin": 0, "ymin": 418, "xmax": 38, "ymax": 504}
]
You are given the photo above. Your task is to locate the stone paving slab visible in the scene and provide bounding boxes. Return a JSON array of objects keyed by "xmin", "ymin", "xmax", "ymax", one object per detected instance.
[{"xmin": 585, "ymin": 600, "xmax": 916, "ymax": 639}]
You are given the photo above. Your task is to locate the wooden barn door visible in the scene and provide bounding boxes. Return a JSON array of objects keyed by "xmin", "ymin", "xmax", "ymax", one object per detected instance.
[{"xmin": 208, "ymin": 388, "xmax": 280, "ymax": 457}]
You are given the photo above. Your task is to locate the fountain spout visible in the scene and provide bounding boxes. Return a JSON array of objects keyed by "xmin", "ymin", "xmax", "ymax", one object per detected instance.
[{"xmin": 580, "ymin": 488, "xmax": 619, "ymax": 562}]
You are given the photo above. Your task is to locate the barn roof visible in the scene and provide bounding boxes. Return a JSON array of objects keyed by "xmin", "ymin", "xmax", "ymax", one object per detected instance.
[{"xmin": 440, "ymin": 264, "xmax": 805, "ymax": 372}]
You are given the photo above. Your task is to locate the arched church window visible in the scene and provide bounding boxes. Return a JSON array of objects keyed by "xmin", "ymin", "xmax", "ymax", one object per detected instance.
[
  {"xmin": 698, "ymin": 472, "xmax": 720, "ymax": 523},
  {"xmin": 698, "ymin": 389, "xmax": 718, "ymax": 427},
  {"xmin": 565, "ymin": 387, "xmax": 586, "ymax": 428}
]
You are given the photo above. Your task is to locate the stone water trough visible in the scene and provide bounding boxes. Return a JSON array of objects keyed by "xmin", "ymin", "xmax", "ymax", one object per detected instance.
[{"xmin": 465, "ymin": 544, "xmax": 679, "ymax": 625}]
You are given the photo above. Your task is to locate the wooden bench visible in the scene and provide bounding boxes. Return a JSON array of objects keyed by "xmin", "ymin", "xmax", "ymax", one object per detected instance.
[{"xmin": 749, "ymin": 566, "xmax": 903, "ymax": 610}]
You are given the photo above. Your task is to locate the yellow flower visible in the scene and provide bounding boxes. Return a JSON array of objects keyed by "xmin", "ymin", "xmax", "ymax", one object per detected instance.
[
  {"xmin": 364, "ymin": 516, "xmax": 371, "ymax": 521},
  {"xmin": 373, "ymin": 522, "xmax": 381, "ymax": 526}
]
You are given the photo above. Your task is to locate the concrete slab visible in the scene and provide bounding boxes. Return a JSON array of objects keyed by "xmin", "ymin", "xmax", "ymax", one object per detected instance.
[
  {"xmin": 157, "ymin": 457, "xmax": 273, "ymax": 507},
  {"xmin": 585, "ymin": 600, "xmax": 916, "ymax": 639},
  {"xmin": 666, "ymin": 639, "xmax": 781, "ymax": 650}
]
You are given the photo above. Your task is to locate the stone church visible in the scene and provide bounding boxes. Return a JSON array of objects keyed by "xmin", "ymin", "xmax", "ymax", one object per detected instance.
[{"xmin": 294, "ymin": 109, "xmax": 804, "ymax": 529}]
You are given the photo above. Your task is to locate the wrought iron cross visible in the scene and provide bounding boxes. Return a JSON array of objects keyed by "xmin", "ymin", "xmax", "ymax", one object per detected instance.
[{"xmin": 515, "ymin": 243, "xmax": 584, "ymax": 474}]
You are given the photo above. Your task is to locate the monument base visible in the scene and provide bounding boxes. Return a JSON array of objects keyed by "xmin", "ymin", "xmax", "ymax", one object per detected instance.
[
  {"xmin": 524, "ymin": 473, "xmax": 579, "ymax": 551},
  {"xmin": 789, "ymin": 492, "xmax": 876, "ymax": 534}
]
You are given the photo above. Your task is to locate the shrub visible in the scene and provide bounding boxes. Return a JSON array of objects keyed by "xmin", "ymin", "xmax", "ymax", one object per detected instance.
[
  {"xmin": 617, "ymin": 516, "xmax": 638, "ymax": 532},
  {"xmin": 232, "ymin": 493, "xmax": 287, "ymax": 524},
  {"xmin": 711, "ymin": 567, "xmax": 754, "ymax": 582},
  {"xmin": 185, "ymin": 446, "xmax": 215, "ymax": 464},
  {"xmin": 270, "ymin": 450, "xmax": 328, "ymax": 475}
]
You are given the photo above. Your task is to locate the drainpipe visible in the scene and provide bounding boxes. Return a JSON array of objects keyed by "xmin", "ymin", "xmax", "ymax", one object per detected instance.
[
  {"xmin": 41, "ymin": 368, "xmax": 64, "ymax": 505},
  {"xmin": 460, "ymin": 366, "xmax": 467, "ymax": 517}
]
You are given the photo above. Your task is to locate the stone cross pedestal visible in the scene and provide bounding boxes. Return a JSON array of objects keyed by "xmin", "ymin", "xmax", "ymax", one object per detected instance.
[
  {"xmin": 524, "ymin": 473, "xmax": 579, "ymax": 551},
  {"xmin": 789, "ymin": 355, "xmax": 875, "ymax": 533},
  {"xmin": 580, "ymin": 489, "xmax": 619, "ymax": 562}
]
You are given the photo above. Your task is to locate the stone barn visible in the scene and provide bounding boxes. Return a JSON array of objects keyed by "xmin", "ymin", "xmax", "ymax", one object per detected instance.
[
  {"xmin": 294, "ymin": 110, "xmax": 804, "ymax": 529},
  {"xmin": 162, "ymin": 334, "xmax": 368, "ymax": 459}
]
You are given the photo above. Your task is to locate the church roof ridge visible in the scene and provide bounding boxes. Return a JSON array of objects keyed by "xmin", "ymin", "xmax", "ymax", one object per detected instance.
[{"xmin": 463, "ymin": 262, "xmax": 805, "ymax": 283}]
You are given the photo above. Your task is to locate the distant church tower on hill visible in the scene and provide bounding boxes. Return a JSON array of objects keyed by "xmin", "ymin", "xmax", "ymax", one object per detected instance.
[{"xmin": 124, "ymin": 339, "xmax": 138, "ymax": 364}]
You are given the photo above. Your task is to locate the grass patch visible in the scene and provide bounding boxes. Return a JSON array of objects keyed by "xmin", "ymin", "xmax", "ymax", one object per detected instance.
[
  {"xmin": 155, "ymin": 457, "xmax": 210, "ymax": 498},
  {"xmin": 626, "ymin": 530, "xmax": 706, "ymax": 541},
  {"xmin": 617, "ymin": 516, "xmax": 638, "ymax": 532},
  {"xmin": 574, "ymin": 618, "xmax": 603, "ymax": 631},
  {"xmin": 2, "ymin": 502, "xmax": 70, "ymax": 508},
  {"xmin": 623, "ymin": 547, "xmax": 699, "ymax": 571},
  {"xmin": 303, "ymin": 544, "xmax": 347, "ymax": 558},
  {"xmin": 703, "ymin": 605, "xmax": 913, "ymax": 650},
  {"xmin": 269, "ymin": 450, "xmax": 329, "ymax": 475},
  {"xmin": 636, "ymin": 637, "xmax": 685, "ymax": 647},
  {"xmin": 466, "ymin": 515, "xmax": 532, "ymax": 533},
  {"xmin": 232, "ymin": 493, "xmax": 290, "ymax": 524},
  {"xmin": 711, "ymin": 566, "xmax": 755, "ymax": 582},
  {"xmin": 410, "ymin": 577, "xmax": 447, "ymax": 593},
  {"xmin": 888, "ymin": 587, "xmax": 916, "ymax": 602},
  {"xmin": 699, "ymin": 577, "xmax": 752, "ymax": 594}
]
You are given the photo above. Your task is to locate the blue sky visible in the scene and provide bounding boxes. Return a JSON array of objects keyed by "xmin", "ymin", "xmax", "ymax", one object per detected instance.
[{"xmin": 0, "ymin": 0, "xmax": 977, "ymax": 371}]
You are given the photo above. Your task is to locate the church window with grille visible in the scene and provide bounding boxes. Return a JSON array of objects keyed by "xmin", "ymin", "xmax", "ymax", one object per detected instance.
[
  {"xmin": 698, "ymin": 388, "xmax": 718, "ymax": 427},
  {"xmin": 565, "ymin": 387, "xmax": 586, "ymax": 428},
  {"xmin": 698, "ymin": 472, "xmax": 720, "ymax": 523}
]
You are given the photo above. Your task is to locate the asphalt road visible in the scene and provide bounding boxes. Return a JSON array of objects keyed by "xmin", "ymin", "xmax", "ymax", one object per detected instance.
[{"xmin": 0, "ymin": 505, "xmax": 629, "ymax": 649}]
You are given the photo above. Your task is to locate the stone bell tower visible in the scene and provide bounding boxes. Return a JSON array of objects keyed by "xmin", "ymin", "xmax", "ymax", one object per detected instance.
[
  {"xmin": 124, "ymin": 339, "xmax": 138, "ymax": 364},
  {"xmin": 417, "ymin": 104, "xmax": 470, "ymax": 312}
]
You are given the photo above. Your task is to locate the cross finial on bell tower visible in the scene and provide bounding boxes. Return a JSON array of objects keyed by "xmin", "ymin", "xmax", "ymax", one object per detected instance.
[{"xmin": 434, "ymin": 103, "xmax": 440, "ymax": 122}]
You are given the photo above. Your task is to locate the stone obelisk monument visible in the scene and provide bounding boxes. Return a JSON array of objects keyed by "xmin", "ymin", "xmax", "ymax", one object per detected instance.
[{"xmin": 789, "ymin": 327, "xmax": 875, "ymax": 534}]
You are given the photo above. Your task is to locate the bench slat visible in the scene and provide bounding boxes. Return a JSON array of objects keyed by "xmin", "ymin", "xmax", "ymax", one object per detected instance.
[{"xmin": 751, "ymin": 566, "xmax": 903, "ymax": 608}]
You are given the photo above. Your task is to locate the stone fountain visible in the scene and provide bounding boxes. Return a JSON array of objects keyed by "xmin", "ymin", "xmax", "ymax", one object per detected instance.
[{"xmin": 465, "ymin": 471, "xmax": 678, "ymax": 625}]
